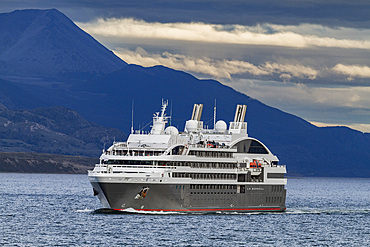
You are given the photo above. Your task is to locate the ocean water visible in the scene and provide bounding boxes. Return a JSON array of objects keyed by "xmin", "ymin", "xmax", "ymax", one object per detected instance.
[{"xmin": 0, "ymin": 173, "xmax": 369, "ymax": 246}]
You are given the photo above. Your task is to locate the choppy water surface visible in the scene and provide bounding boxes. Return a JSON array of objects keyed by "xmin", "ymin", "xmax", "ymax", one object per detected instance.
[{"xmin": 0, "ymin": 173, "xmax": 369, "ymax": 246}]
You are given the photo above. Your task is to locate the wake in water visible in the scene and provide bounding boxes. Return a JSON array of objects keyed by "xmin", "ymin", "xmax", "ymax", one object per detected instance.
[
  {"xmin": 215, "ymin": 208, "xmax": 370, "ymax": 215},
  {"xmin": 75, "ymin": 208, "xmax": 94, "ymax": 213},
  {"xmin": 92, "ymin": 208, "xmax": 188, "ymax": 215},
  {"xmin": 285, "ymin": 208, "xmax": 370, "ymax": 215}
]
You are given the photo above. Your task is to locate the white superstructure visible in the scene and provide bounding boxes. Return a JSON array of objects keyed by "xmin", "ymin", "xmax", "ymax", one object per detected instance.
[{"xmin": 88, "ymin": 100, "xmax": 287, "ymax": 212}]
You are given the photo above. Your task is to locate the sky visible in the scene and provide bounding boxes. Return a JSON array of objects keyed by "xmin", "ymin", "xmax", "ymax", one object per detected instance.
[{"xmin": 1, "ymin": 0, "xmax": 370, "ymax": 132}]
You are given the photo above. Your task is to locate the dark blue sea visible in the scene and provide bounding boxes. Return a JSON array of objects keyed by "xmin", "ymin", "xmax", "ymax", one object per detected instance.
[{"xmin": 0, "ymin": 174, "xmax": 369, "ymax": 246}]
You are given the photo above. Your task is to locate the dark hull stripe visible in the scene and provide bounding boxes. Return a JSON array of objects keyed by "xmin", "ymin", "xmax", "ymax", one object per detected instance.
[{"xmin": 113, "ymin": 207, "xmax": 286, "ymax": 212}]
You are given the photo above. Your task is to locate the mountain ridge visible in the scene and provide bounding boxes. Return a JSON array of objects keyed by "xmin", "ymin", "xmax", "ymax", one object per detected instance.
[{"xmin": 0, "ymin": 9, "xmax": 126, "ymax": 79}]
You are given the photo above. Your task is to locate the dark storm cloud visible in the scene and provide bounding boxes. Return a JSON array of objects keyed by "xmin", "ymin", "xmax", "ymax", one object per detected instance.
[{"xmin": 1, "ymin": 0, "xmax": 370, "ymax": 27}]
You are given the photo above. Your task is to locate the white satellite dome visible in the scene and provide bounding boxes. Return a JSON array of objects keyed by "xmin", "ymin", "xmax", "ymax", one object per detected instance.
[
  {"xmin": 215, "ymin": 120, "xmax": 227, "ymax": 132},
  {"xmin": 165, "ymin": 126, "xmax": 179, "ymax": 135},
  {"xmin": 185, "ymin": 120, "xmax": 197, "ymax": 132}
]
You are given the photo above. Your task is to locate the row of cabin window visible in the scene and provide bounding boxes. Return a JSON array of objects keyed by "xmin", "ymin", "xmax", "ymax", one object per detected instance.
[
  {"xmin": 103, "ymin": 160, "xmax": 154, "ymax": 165},
  {"xmin": 188, "ymin": 151, "xmax": 233, "ymax": 158},
  {"xmin": 190, "ymin": 191, "xmax": 236, "ymax": 195},
  {"xmin": 271, "ymin": 185, "xmax": 285, "ymax": 192},
  {"xmin": 190, "ymin": 184, "xmax": 237, "ymax": 190},
  {"xmin": 103, "ymin": 160, "xmax": 237, "ymax": 169},
  {"xmin": 160, "ymin": 161, "xmax": 237, "ymax": 169},
  {"xmin": 267, "ymin": 173, "xmax": 285, "ymax": 179},
  {"xmin": 173, "ymin": 172, "xmax": 237, "ymax": 180},
  {"xmin": 266, "ymin": 196, "xmax": 283, "ymax": 204},
  {"xmin": 105, "ymin": 150, "xmax": 163, "ymax": 156}
]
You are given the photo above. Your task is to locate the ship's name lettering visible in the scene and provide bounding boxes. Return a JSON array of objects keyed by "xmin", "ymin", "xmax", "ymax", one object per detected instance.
[{"xmin": 247, "ymin": 188, "xmax": 264, "ymax": 191}]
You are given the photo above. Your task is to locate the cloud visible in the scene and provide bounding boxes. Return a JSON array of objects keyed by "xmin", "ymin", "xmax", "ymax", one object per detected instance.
[
  {"xmin": 228, "ymin": 78, "xmax": 370, "ymax": 110},
  {"xmin": 268, "ymin": 23, "xmax": 370, "ymax": 41},
  {"xmin": 115, "ymin": 47, "xmax": 370, "ymax": 82},
  {"xmin": 279, "ymin": 73, "xmax": 292, "ymax": 82},
  {"xmin": 221, "ymin": 78, "xmax": 370, "ymax": 131},
  {"xmin": 263, "ymin": 62, "xmax": 318, "ymax": 80},
  {"xmin": 310, "ymin": 122, "xmax": 370, "ymax": 133},
  {"xmin": 78, "ymin": 18, "xmax": 370, "ymax": 50},
  {"xmin": 114, "ymin": 47, "xmax": 319, "ymax": 80},
  {"xmin": 114, "ymin": 47, "xmax": 267, "ymax": 79},
  {"xmin": 332, "ymin": 64, "xmax": 370, "ymax": 80}
]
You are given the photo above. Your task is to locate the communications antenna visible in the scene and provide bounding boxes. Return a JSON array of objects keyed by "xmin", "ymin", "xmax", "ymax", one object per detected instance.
[
  {"xmin": 213, "ymin": 99, "xmax": 217, "ymax": 129},
  {"xmin": 131, "ymin": 99, "xmax": 134, "ymax": 134},
  {"xmin": 170, "ymin": 100, "xmax": 173, "ymax": 126}
]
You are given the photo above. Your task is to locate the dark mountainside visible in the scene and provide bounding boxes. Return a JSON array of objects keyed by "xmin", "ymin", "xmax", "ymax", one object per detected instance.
[
  {"xmin": 0, "ymin": 9, "xmax": 126, "ymax": 79},
  {"xmin": 0, "ymin": 105, "xmax": 125, "ymax": 157},
  {"xmin": 0, "ymin": 9, "xmax": 369, "ymax": 177},
  {"xmin": 0, "ymin": 152, "xmax": 97, "ymax": 174}
]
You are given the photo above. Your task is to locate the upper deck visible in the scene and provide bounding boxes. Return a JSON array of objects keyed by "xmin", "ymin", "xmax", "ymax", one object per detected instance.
[{"xmin": 100, "ymin": 101, "xmax": 279, "ymax": 168}]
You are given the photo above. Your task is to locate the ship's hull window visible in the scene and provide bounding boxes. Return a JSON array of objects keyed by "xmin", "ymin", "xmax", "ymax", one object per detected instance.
[
  {"xmin": 267, "ymin": 173, "xmax": 285, "ymax": 178},
  {"xmin": 237, "ymin": 174, "xmax": 246, "ymax": 182}
]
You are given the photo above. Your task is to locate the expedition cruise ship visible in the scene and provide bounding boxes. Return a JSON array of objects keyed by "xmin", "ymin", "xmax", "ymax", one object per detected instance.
[{"xmin": 88, "ymin": 101, "xmax": 287, "ymax": 213}]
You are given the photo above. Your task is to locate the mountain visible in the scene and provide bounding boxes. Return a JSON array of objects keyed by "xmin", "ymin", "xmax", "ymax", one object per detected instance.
[
  {"xmin": 0, "ymin": 9, "xmax": 369, "ymax": 177},
  {"xmin": 0, "ymin": 106, "xmax": 125, "ymax": 157},
  {"xmin": 0, "ymin": 9, "xmax": 126, "ymax": 80}
]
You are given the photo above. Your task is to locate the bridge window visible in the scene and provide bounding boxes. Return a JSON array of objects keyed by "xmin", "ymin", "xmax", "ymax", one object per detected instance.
[{"xmin": 233, "ymin": 140, "xmax": 268, "ymax": 154}]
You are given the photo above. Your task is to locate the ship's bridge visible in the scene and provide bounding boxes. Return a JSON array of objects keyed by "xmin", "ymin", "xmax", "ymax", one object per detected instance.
[{"xmin": 127, "ymin": 134, "xmax": 171, "ymax": 149}]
